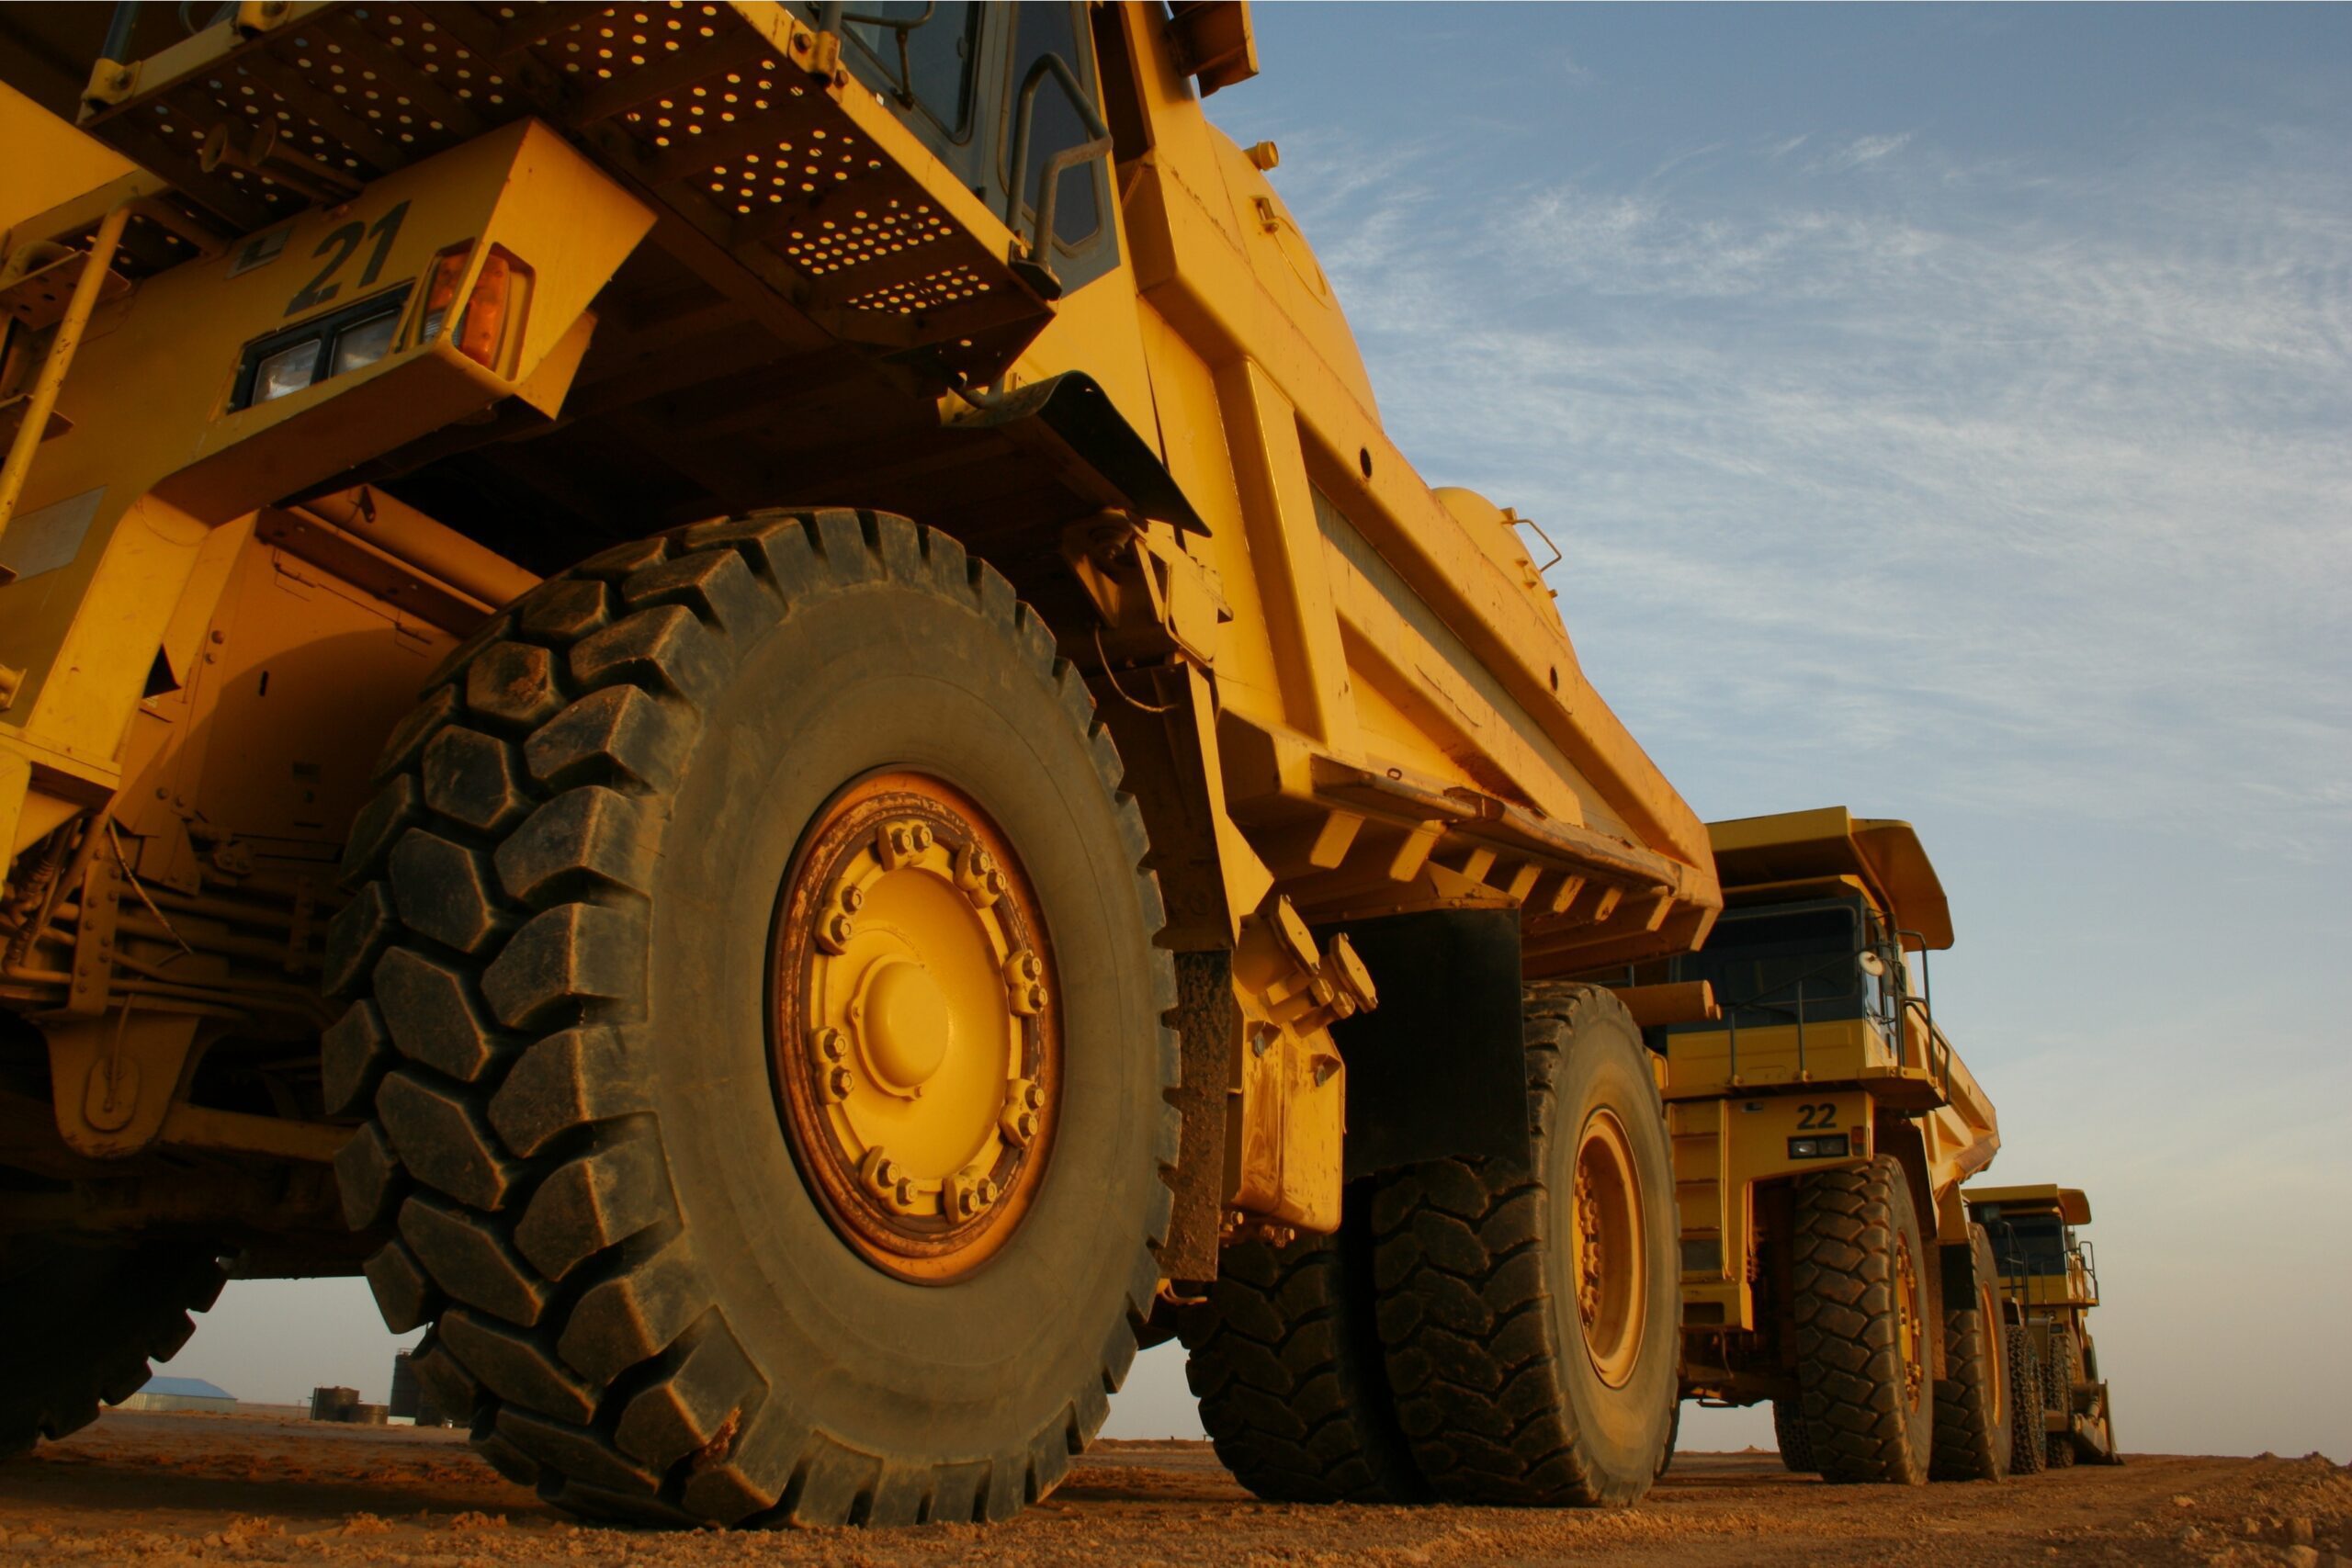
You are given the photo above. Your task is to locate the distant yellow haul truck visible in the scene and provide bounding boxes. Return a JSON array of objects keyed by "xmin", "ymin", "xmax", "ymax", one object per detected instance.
[
  {"xmin": 1965, "ymin": 1185, "xmax": 2121, "ymax": 1468},
  {"xmin": 0, "ymin": 0, "xmax": 1720, "ymax": 1526},
  {"xmin": 1641, "ymin": 809, "xmax": 2026, "ymax": 1485}
]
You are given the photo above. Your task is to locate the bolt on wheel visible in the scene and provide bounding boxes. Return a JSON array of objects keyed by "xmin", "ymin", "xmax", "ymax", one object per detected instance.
[
  {"xmin": 769, "ymin": 772, "xmax": 1059, "ymax": 1283},
  {"xmin": 1894, "ymin": 1230, "xmax": 1927, "ymax": 1413}
]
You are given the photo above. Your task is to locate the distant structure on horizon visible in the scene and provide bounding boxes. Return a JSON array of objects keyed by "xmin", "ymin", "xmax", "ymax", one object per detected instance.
[{"xmin": 115, "ymin": 1375, "xmax": 237, "ymax": 1414}]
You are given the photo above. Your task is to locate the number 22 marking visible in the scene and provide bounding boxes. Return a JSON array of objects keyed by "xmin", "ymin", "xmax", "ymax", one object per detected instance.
[
  {"xmin": 284, "ymin": 201, "xmax": 409, "ymax": 316},
  {"xmin": 1796, "ymin": 1102, "xmax": 1838, "ymax": 1130}
]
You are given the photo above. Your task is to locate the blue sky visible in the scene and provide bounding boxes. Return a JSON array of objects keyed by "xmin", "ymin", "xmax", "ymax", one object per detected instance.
[{"xmin": 175, "ymin": 5, "xmax": 2348, "ymax": 1462}]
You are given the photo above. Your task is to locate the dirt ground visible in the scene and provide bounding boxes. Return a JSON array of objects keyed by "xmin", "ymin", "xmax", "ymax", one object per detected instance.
[{"xmin": 0, "ymin": 1413, "xmax": 2345, "ymax": 1568}]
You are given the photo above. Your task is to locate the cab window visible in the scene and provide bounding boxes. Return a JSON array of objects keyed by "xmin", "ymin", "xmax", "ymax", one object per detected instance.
[
  {"xmin": 844, "ymin": 2, "xmax": 980, "ymax": 139},
  {"xmin": 1003, "ymin": 0, "xmax": 1103, "ymax": 249}
]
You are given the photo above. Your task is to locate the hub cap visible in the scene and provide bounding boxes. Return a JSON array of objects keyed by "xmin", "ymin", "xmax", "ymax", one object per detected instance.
[
  {"xmin": 1571, "ymin": 1107, "xmax": 1646, "ymax": 1389},
  {"xmin": 769, "ymin": 773, "xmax": 1057, "ymax": 1282}
]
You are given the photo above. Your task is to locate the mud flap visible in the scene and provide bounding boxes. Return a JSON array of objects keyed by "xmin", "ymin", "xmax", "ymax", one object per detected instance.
[{"xmin": 1319, "ymin": 908, "xmax": 1532, "ymax": 1179}]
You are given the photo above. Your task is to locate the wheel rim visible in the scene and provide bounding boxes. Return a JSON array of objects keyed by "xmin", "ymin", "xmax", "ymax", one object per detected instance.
[
  {"xmin": 1894, "ymin": 1231, "xmax": 1926, "ymax": 1412},
  {"xmin": 1570, "ymin": 1107, "xmax": 1646, "ymax": 1389},
  {"xmin": 1980, "ymin": 1279, "xmax": 2005, "ymax": 1427},
  {"xmin": 767, "ymin": 772, "xmax": 1058, "ymax": 1283}
]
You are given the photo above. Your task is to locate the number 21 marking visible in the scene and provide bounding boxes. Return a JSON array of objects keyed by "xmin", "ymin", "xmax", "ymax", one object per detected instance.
[{"xmin": 284, "ymin": 201, "xmax": 409, "ymax": 316}]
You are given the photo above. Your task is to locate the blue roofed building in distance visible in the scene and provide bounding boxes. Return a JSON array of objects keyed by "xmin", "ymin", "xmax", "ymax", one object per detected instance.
[{"xmin": 115, "ymin": 1375, "xmax": 237, "ymax": 1414}]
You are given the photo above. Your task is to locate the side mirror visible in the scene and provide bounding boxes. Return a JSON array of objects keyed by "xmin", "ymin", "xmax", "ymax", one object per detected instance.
[{"xmin": 1857, "ymin": 950, "xmax": 1886, "ymax": 977}]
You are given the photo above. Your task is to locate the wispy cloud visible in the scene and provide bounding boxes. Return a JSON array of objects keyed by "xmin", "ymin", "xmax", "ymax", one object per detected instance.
[
  {"xmin": 1273, "ymin": 130, "xmax": 2352, "ymax": 859},
  {"xmin": 1824, "ymin": 130, "xmax": 1912, "ymax": 170}
]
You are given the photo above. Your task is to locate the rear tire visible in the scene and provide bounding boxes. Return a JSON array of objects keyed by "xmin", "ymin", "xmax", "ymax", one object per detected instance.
[
  {"xmin": 1928, "ymin": 1224, "xmax": 2012, "ymax": 1482},
  {"xmin": 1789, "ymin": 1156, "xmax": 1933, "ymax": 1484},
  {"xmin": 2003, "ymin": 1325, "xmax": 2046, "ymax": 1476},
  {"xmin": 0, "ymin": 1236, "xmax": 226, "ymax": 1458},
  {"xmin": 2042, "ymin": 1327, "xmax": 2080, "ymax": 1469},
  {"xmin": 1180, "ymin": 1193, "xmax": 1427, "ymax": 1503},
  {"xmin": 335, "ymin": 511, "xmax": 1177, "ymax": 1527},
  {"xmin": 1370, "ymin": 983, "xmax": 1679, "ymax": 1507},
  {"xmin": 1773, "ymin": 1397, "xmax": 1815, "ymax": 1473}
]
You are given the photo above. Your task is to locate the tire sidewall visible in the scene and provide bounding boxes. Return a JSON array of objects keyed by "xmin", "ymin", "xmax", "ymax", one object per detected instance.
[
  {"xmin": 1973, "ymin": 1225, "xmax": 2014, "ymax": 1476},
  {"xmin": 1539, "ymin": 1007, "xmax": 1679, "ymax": 1485},
  {"xmin": 646, "ymin": 571, "xmax": 1163, "ymax": 1460}
]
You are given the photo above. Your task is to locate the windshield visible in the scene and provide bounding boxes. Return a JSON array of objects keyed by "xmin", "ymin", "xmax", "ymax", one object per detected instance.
[
  {"xmin": 1668, "ymin": 898, "xmax": 1870, "ymax": 1031},
  {"xmin": 1992, "ymin": 1215, "xmax": 2069, "ymax": 1277}
]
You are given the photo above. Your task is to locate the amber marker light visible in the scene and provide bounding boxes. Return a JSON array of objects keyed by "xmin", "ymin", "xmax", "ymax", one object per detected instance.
[{"xmin": 455, "ymin": 252, "xmax": 511, "ymax": 368}]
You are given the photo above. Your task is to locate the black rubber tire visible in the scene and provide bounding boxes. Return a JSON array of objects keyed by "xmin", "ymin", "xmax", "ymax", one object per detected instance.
[
  {"xmin": 1179, "ymin": 1192, "xmax": 1427, "ymax": 1503},
  {"xmin": 331, "ymin": 510, "xmax": 1178, "ymax": 1527},
  {"xmin": 2003, "ymin": 1325, "xmax": 2046, "ymax": 1476},
  {"xmin": 2042, "ymin": 1327, "xmax": 2079, "ymax": 1469},
  {"xmin": 1928, "ymin": 1224, "xmax": 2012, "ymax": 1482},
  {"xmin": 1657, "ymin": 1400, "xmax": 1680, "ymax": 1480},
  {"xmin": 1789, "ymin": 1156, "xmax": 1933, "ymax": 1485},
  {"xmin": 1773, "ymin": 1397, "xmax": 1815, "ymax": 1473},
  {"xmin": 0, "ymin": 1236, "xmax": 227, "ymax": 1458},
  {"xmin": 1369, "ymin": 983, "xmax": 1679, "ymax": 1507}
]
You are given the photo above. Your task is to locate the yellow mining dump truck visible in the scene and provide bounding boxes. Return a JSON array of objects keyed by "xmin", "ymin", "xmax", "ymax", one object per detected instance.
[
  {"xmin": 0, "ymin": 1, "xmax": 1722, "ymax": 1526},
  {"xmin": 1966, "ymin": 1184, "xmax": 2120, "ymax": 1468},
  {"xmin": 1641, "ymin": 808, "xmax": 2025, "ymax": 1486}
]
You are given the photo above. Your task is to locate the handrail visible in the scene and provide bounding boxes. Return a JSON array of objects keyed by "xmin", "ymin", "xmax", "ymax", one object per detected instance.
[
  {"xmin": 1001, "ymin": 51, "xmax": 1112, "ymax": 296},
  {"xmin": 0, "ymin": 202, "xmax": 131, "ymax": 570},
  {"xmin": 100, "ymin": 2, "xmax": 140, "ymax": 64}
]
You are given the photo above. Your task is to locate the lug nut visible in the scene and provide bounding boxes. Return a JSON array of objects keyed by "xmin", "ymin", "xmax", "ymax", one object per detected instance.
[
  {"xmin": 877, "ymin": 819, "xmax": 937, "ymax": 869},
  {"xmin": 948, "ymin": 1166, "xmax": 1001, "ymax": 1219},
  {"xmin": 957, "ymin": 845, "xmax": 1004, "ymax": 908},
  {"xmin": 822, "ymin": 1065, "xmax": 853, "ymax": 1101},
  {"xmin": 1000, "ymin": 1077, "xmax": 1044, "ymax": 1146},
  {"xmin": 1004, "ymin": 950, "xmax": 1046, "ymax": 1015},
  {"xmin": 811, "ymin": 1026, "xmax": 849, "ymax": 1064},
  {"xmin": 819, "ymin": 910, "xmax": 855, "ymax": 953}
]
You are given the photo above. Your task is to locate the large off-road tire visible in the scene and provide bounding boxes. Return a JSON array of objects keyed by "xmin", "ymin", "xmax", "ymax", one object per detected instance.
[
  {"xmin": 1179, "ymin": 1194, "xmax": 1427, "ymax": 1503},
  {"xmin": 1789, "ymin": 1156, "xmax": 1933, "ymax": 1485},
  {"xmin": 0, "ymin": 1236, "xmax": 227, "ymax": 1457},
  {"xmin": 2042, "ymin": 1327, "xmax": 2079, "ymax": 1469},
  {"xmin": 2003, "ymin": 1325, "xmax": 2046, "ymax": 1476},
  {"xmin": 1773, "ymin": 1397, "xmax": 1815, "ymax": 1473},
  {"xmin": 1370, "ymin": 983, "xmax": 1679, "ymax": 1507},
  {"xmin": 1928, "ymin": 1224, "xmax": 2013, "ymax": 1482},
  {"xmin": 329, "ymin": 511, "xmax": 1177, "ymax": 1527}
]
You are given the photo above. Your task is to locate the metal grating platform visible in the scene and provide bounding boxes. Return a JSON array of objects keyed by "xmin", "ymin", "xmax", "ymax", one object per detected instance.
[{"xmin": 84, "ymin": 2, "xmax": 1047, "ymax": 370}]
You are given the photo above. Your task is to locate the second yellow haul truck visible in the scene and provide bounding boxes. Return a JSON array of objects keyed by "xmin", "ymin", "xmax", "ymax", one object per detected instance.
[
  {"xmin": 1644, "ymin": 810, "xmax": 2028, "ymax": 1485},
  {"xmin": 1968, "ymin": 1184, "xmax": 2122, "ymax": 1468},
  {"xmin": 0, "ymin": 1, "xmax": 1723, "ymax": 1527}
]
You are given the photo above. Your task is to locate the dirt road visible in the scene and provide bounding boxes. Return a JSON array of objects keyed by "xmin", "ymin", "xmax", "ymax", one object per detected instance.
[{"xmin": 0, "ymin": 1413, "xmax": 2344, "ymax": 1566}]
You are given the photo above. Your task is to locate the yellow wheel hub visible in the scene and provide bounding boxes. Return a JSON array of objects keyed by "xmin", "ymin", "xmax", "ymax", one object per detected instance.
[
  {"xmin": 1570, "ymin": 1107, "xmax": 1647, "ymax": 1389},
  {"xmin": 769, "ymin": 773, "xmax": 1057, "ymax": 1282},
  {"xmin": 1981, "ymin": 1279, "xmax": 2005, "ymax": 1427},
  {"xmin": 856, "ymin": 960, "xmax": 954, "ymax": 1093},
  {"xmin": 1895, "ymin": 1233, "xmax": 1927, "ymax": 1411}
]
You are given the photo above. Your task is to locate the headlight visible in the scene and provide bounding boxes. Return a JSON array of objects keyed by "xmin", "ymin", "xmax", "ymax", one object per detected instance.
[
  {"xmin": 251, "ymin": 339, "xmax": 322, "ymax": 403},
  {"xmin": 331, "ymin": 305, "xmax": 401, "ymax": 376},
  {"xmin": 1789, "ymin": 1134, "xmax": 1850, "ymax": 1160},
  {"xmin": 232, "ymin": 288, "xmax": 409, "ymax": 412}
]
